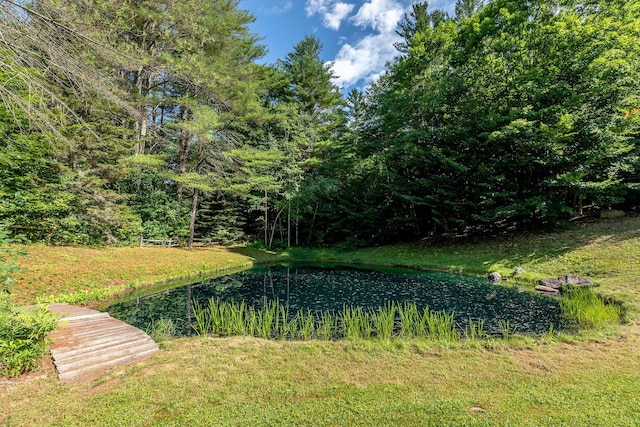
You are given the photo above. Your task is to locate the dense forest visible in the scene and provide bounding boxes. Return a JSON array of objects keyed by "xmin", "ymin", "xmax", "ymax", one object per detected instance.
[{"xmin": 0, "ymin": 0, "xmax": 638, "ymax": 248}]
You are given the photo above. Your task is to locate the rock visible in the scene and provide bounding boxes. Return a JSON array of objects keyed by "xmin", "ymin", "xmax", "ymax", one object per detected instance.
[
  {"xmin": 487, "ymin": 272, "xmax": 502, "ymax": 284},
  {"xmin": 539, "ymin": 275, "xmax": 594, "ymax": 291},
  {"xmin": 514, "ymin": 266, "xmax": 525, "ymax": 276},
  {"xmin": 539, "ymin": 278, "xmax": 564, "ymax": 289},
  {"xmin": 600, "ymin": 210, "xmax": 625, "ymax": 220},
  {"xmin": 560, "ymin": 275, "xmax": 594, "ymax": 288},
  {"xmin": 535, "ymin": 285, "xmax": 560, "ymax": 294}
]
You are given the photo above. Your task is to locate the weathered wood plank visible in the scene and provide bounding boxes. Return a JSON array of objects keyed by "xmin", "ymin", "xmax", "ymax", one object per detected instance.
[{"xmin": 47, "ymin": 304, "xmax": 159, "ymax": 384}]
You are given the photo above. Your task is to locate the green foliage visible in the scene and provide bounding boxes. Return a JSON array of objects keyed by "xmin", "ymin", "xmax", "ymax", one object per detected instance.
[
  {"xmin": 2, "ymin": 0, "xmax": 639, "ymax": 248},
  {"xmin": 0, "ymin": 302, "xmax": 57, "ymax": 377},
  {"xmin": 305, "ymin": 0, "xmax": 640, "ymax": 244},
  {"xmin": 0, "ymin": 226, "xmax": 24, "ymax": 295},
  {"xmin": 560, "ymin": 288, "xmax": 622, "ymax": 329},
  {"xmin": 370, "ymin": 302, "xmax": 396, "ymax": 340},
  {"xmin": 341, "ymin": 306, "xmax": 372, "ymax": 340},
  {"xmin": 193, "ymin": 298, "xmax": 472, "ymax": 343},
  {"xmin": 499, "ymin": 320, "xmax": 517, "ymax": 341},
  {"xmin": 465, "ymin": 318, "xmax": 487, "ymax": 341},
  {"xmin": 146, "ymin": 318, "xmax": 177, "ymax": 343}
]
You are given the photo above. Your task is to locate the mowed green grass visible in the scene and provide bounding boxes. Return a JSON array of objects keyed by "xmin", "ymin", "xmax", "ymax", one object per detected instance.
[
  {"xmin": 3, "ymin": 335, "xmax": 640, "ymax": 426},
  {"xmin": 3, "ymin": 217, "xmax": 640, "ymax": 425},
  {"xmin": 10, "ymin": 245, "xmax": 281, "ymax": 304},
  {"xmin": 290, "ymin": 217, "xmax": 640, "ymax": 316}
]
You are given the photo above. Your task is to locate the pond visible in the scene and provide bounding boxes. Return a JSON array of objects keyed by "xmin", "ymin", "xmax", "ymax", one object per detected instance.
[{"xmin": 105, "ymin": 264, "xmax": 565, "ymax": 337}]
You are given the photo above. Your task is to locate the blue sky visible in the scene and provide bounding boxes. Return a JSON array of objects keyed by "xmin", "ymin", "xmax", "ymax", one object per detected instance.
[{"xmin": 241, "ymin": 0, "xmax": 458, "ymax": 91}]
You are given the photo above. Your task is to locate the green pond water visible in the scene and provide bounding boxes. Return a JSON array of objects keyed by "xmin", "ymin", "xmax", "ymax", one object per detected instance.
[{"xmin": 106, "ymin": 264, "xmax": 565, "ymax": 337}]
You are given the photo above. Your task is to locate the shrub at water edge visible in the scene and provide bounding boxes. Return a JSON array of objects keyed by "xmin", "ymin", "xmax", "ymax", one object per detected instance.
[{"xmin": 0, "ymin": 301, "xmax": 58, "ymax": 377}]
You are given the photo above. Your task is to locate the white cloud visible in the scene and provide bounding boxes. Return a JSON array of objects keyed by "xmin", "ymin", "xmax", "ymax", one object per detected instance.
[
  {"xmin": 305, "ymin": 1, "xmax": 356, "ymax": 31},
  {"xmin": 324, "ymin": 3, "xmax": 356, "ymax": 30},
  {"xmin": 351, "ymin": 0, "xmax": 405, "ymax": 33},
  {"xmin": 329, "ymin": 0, "xmax": 407, "ymax": 88},
  {"xmin": 304, "ymin": 0, "xmax": 416, "ymax": 88},
  {"xmin": 330, "ymin": 31, "xmax": 400, "ymax": 88},
  {"xmin": 305, "ymin": 0, "xmax": 330, "ymax": 16}
]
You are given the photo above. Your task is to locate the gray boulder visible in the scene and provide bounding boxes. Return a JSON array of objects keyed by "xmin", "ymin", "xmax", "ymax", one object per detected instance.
[
  {"xmin": 513, "ymin": 266, "xmax": 525, "ymax": 276},
  {"xmin": 538, "ymin": 278, "xmax": 564, "ymax": 289},
  {"xmin": 560, "ymin": 275, "xmax": 594, "ymax": 288},
  {"xmin": 538, "ymin": 275, "xmax": 595, "ymax": 292},
  {"xmin": 487, "ymin": 272, "xmax": 502, "ymax": 284}
]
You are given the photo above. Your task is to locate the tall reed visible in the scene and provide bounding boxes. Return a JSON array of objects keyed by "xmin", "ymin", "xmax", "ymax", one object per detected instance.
[
  {"xmin": 559, "ymin": 287, "xmax": 621, "ymax": 328},
  {"xmin": 193, "ymin": 298, "xmax": 487, "ymax": 344},
  {"xmin": 293, "ymin": 309, "xmax": 316, "ymax": 340},
  {"xmin": 499, "ymin": 319, "xmax": 516, "ymax": 340},
  {"xmin": 370, "ymin": 302, "xmax": 396, "ymax": 340},
  {"xmin": 464, "ymin": 318, "xmax": 486, "ymax": 342},
  {"xmin": 191, "ymin": 300, "xmax": 210, "ymax": 336},
  {"xmin": 317, "ymin": 311, "xmax": 337, "ymax": 340},
  {"xmin": 423, "ymin": 309, "xmax": 458, "ymax": 342},
  {"xmin": 398, "ymin": 302, "xmax": 421, "ymax": 337},
  {"xmin": 341, "ymin": 305, "xmax": 372, "ymax": 339}
]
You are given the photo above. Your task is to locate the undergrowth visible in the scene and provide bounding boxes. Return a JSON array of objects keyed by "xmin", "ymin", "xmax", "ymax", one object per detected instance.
[{"xmin": 0, "ymin": 299, "xmax": 58, "ymax": 377}]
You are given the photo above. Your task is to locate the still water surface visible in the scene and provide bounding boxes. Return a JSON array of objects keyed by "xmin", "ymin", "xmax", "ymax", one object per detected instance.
[{"xmin": 106, "ymin": 265, "xmax": 564, "ymax": 336}]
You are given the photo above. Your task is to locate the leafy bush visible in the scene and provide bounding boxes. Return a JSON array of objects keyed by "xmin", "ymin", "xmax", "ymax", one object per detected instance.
[
  {"xmin": 0, "ymin": 301, "xmax": 58, "ymax": 377},
  {"xmin": 0, "ymin": 225, "xmax": 24, "ymax": 295}
]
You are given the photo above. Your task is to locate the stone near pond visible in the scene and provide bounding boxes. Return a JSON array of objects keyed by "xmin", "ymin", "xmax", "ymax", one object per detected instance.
[
  {"xmin": 539, "ymin": 278, "xmax": 564, "ymax": 289},
  {"xmin": 535, "ymin": 285, "xmax": 560, "ymax": 295},
  {"xmin": 538, "ymin": 275, "xmax": 595, "ymax": 291},
  {"xmin": 600, "ymin": 210, "xmax": 625, "ymax": 220},
  {"xmin": 560, "ymin": 275, "xmax": 594, "ymax": 288},
  {"xmin": 514, "ymin": 266, "xmax": 525, "ymax": 276},
  {"xmin": 487, "ymin": 272, "xmax": 502, "ymax": 284}
]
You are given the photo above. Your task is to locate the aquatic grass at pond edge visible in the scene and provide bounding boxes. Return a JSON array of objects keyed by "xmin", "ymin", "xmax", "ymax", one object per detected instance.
[
  {"xmin": 560, "ymin": 287, "xmax": 622, "ymax": 329},
  {"xmin": 191, "ymin": 298, "xmax": 495, "ymax": 342}
]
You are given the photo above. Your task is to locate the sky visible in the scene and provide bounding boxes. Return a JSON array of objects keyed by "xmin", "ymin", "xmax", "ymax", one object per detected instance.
[{"xmin": 241, "ymin": 0, "xmax": 458, "ymax": 92}]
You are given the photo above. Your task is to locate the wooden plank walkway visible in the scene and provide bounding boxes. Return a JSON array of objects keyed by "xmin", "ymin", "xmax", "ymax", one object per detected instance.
[{"xmin": 47, "ymin": 304, "xmax": 159, "ymax": 384}]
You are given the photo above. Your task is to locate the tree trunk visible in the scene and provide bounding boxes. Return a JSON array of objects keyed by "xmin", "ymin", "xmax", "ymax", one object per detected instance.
[
  {"xmin": 264, "ymin": 189, "xmax": 268, "ymax": 247},
  {"xmin": 268, "ymin": 203, "xmax": 288, "ymax": 249},
  {"xmin": 307, "ymin": 202, "xmax": 319, "ymax": 246},
  {"xmin": 287, "ymin": 202, "xmax": 291, "ymax": 248},
  {"xmin": 188, "ymin": 188, "xmax": 199, "ymax": 249},
  {"xmin": 133, "ymin": 67, "xmax": 150, "ymax": 155}
]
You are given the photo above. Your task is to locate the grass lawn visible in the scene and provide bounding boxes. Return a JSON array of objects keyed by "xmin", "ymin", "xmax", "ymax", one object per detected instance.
[
  {"xmin": 2, "ymin": 217, "xmax": 640, "ymax": 426},
  {"xmin": 9, "ymin": 245, "xmax": 283, "ymax": 305}
]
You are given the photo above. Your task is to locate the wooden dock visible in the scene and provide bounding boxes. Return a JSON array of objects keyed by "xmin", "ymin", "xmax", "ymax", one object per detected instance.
[{"xmin": 47, "ymin": 304, "xmax": 159, "ymax": 384}]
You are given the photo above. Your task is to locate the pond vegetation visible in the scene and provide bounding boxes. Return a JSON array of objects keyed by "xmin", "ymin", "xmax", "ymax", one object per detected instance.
[{"xmin": 107, "ymin": 265, "xmax": 570, "ymax": 341}]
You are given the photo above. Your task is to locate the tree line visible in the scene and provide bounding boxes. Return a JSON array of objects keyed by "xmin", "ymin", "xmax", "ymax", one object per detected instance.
[{"xmin": 0, "ymin": 0, "xmax": 638, "ymax": 248}]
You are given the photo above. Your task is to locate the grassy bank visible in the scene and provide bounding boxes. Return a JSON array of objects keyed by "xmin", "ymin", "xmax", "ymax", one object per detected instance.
[
  {"xmin": 11, "ymin": 217, "xmax": 640, "ymax": 314},
  {"xmin": 3, "ymin": 333, "xmax": 640, "ymax": 426},
  {"xmin": 290, "ymin": 217, "xmax": 640, "ymax": 316},
  {"xmin": 2, "ymin": 218, "xmax": 640, "ymax": 425},
  {"xmin": 10, "ymin": 245, "xmax": 283, "ymax": 305}
]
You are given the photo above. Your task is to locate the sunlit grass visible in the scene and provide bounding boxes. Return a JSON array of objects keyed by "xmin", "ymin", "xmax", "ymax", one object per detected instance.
[
  {"xmin": 12, "ymin": 245, "xmax": 282, "ymax": 304},
  {"xmin": 2, "ymin": 334, "xmax": 640, "ymax": 426},
  {"xmin": 2, "ymin": 218, "xmax": 640, "ymax": 425},
  {"xmin": 560, "ymin": 287, "xmax": 622, "ymax": 329}
]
